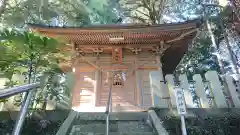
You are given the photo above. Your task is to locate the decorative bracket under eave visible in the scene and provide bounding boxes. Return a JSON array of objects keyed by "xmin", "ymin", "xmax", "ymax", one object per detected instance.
[
  {"xmin": 112, "ymin": 47, "xmax": 122, "ymax": 64},
  {"xmin": 151, "ymin": 41, "xmax": 170, "ymax": 56},
  {"xmin": 92, "ymin": 48, "xmax": 104, "ymax": 56},
  {"xmin": 129, "ymin": 48, "xmax": 142, "ymax": 55}
]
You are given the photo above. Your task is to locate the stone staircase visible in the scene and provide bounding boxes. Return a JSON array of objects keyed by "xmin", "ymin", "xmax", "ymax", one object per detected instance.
[
  {"xmin": 57, "ymin": 111, "xmax": 160, "ymax": 135},
  {"xmin": 69, "ymin": 120, "xmax": 156, "ymax": 135}
]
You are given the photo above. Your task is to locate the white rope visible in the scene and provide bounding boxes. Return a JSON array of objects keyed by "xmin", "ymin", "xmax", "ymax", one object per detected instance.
[
  {"xmin": 78, "ymin": 53, "xmax": 106, "ymax": 73},
  {"xmin": 166, "ymin": 28, "xmax": 198, "ymax": 44}
]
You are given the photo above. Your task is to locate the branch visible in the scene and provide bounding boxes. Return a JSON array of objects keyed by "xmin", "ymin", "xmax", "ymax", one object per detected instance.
[
  {"xmin": 136, "ymin": 9, "xmax": 150, "ymax": 17},
  {"xmin": 130, "ymin": 15, "xmax": 148, "ymax": 23},
  {"xmin": 142, "ymin": 0, "xmax": 152, "ymax": 13}
]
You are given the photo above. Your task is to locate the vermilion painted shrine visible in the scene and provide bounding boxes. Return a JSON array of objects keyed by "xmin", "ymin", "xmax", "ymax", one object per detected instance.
[{"xmin": 29, "ymin": 20, "xmax": 200, "ymax": 112}]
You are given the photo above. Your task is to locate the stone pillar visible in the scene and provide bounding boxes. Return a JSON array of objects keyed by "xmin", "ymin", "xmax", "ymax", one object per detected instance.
[
  {"xmin": 205, "ymin": 71, "xmax": 228, "ymax": 108},
  {"xmin": 193, "ymin": 74, "xmax": 210, "ymax": 108},
  {"xmin": 226, "ymin": 75, "xmax": 240, "ymax": 108},
  {"xmin": 179, "ymin": 74, "xmax": 194, "ymax": 108},
  {"xmin": 165, "ymin": 74, "xmax": 176, "ymax": 107}
]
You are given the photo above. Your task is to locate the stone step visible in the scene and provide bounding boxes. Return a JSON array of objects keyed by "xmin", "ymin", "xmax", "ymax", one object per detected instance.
[
  {"xmin": 70, "ymin": 120, "xmax": 154, "ymax": 135},
  {"xmin": 70, "ymin": 124, "xmax": 118, "ymax": 133},
  {"xmin": 71, "ymin": 121, "xmax": 153, "ymax": 133},
  {"xmin": 118, "ymin": 121, "xmax": 153, "ymax": 133},
  {"xmin": 70, "ymin": 132, "xmax": 156, "ymax": 135},
  {"xmin": 76, "ymin": 112, "xmax": 148, "ymax": 121}
]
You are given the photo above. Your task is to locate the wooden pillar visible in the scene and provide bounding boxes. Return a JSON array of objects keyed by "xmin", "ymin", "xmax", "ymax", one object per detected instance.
[
  {"xmin": 156, "ymin": 55, "xmax": 164, "ymax": 81},
  {"xmin": 94, "ymin": 59, "xmax": 101, "ymax": 106},
  {"xmin": 0, "ymin": 103, "xmax": 4, "ymax": 111},
  {"xmin": 70, "ymin": 69, "xmax": 79, "ymax": 108},
  {"xmin": 135, "ymin": 56, "xmax": 143, "ymax": 107},
  {"xmin": 107, "ymin": 71, "xmax": 113, "ymax": 111},
  {"xmin": 149, "ymin": 55, "xmax": 168, "ymax": 108}
]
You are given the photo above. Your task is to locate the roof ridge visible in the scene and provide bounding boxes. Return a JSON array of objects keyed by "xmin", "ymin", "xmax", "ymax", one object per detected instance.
[{"xmin": 28, "ymin": 19, "xmax": 202, "ymax": 30}]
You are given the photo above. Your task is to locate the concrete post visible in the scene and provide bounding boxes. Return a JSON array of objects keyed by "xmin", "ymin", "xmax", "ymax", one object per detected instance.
[
  {"xmin": 205, "ymin": 71, "xmax": 228, "ymax": 108},
  {"xmin": 179, "ymin": 74, "xmax": 194, "ymax": 108},
  {"xmin": 165, "ymin": 74, "xmax": 176, "ymax": 107},
  {"xmin": 226, "ymin": 75, "xmax": 240, "ymax": 108},
  {"xmin": 193, "ymin": 74, "xmax": 210, "ymax": 108}
]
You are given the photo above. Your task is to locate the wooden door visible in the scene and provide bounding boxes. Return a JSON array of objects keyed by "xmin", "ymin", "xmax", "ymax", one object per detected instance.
[
  {"xmin": 72, "ymin": 72, "xmax": 95, "ymax": 108},
  {"xmin": 140, "ymin": 70, "xmax": 153, "ymax": 108},
  {"xmin": 98, "ymin": 70, "xmax": 138, "ymax": 111}
]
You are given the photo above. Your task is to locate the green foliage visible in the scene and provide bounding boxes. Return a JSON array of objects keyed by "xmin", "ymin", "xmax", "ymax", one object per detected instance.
[
  {"xmin": 0, "ymin": 29, "xmax": 71, "ymax": 109},
  {"xmin": 0, "ymin": 0, "xmax": 120, "ymax": 27},
  {"xmin": 175, "ymin": 29, "xmax": 222, "ymax": 77},
  {"xmin": 0, "ymin": 29, "xmax": 62, "ymax": 78},
  {"xmin": 175, "ymin": 3, "xmax": 236, "ymax": 77},
  {"xmin": 0, "ymin": 119, "xmax": 62, "ymax": 135},
  {"xmin": 88, "ymin": 0, "xmax": 121, "ymax": 24}
]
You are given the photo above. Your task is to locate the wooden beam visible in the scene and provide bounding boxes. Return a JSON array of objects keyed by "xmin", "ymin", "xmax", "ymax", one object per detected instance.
[
  {"xmin": 75, "ymin": 44, "xmax": 159, "ymax": 48},
  {"xmin": 74, "ymin": 66, "xmax": 158, "ymax": 72}
]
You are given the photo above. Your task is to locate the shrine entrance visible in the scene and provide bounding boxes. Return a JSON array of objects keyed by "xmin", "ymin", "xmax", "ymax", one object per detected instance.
[{"xmin": 97, "ymin": 62, "xmax": 140, "ymax": 112}]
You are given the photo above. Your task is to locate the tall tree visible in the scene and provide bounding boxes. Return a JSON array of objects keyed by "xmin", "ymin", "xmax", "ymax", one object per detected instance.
[{"xmin": 120, "ymin": 0, "xmax": 169, "ymax": 24}]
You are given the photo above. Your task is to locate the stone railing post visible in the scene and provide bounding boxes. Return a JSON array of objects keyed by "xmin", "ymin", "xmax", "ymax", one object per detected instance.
[
  {"xmin": 165, "ymin": 74, "xmax": 176, "ymax": 107},
  {"xmin": 226, "ymin": 75, "xmax": 240, "ymax": 108},
  {"xmin": 205, "ymin": 71, "xmax": 228, "ymax": 108},
  {"xmin": 149, "ymin": 71, "xmax": 169, "ymax": 108},
  {"xmin": 179, "ymin": 74, "xmax": 194, "ymax": 108},
  {"xmin": 193, "ymin": 74, "xmax": 210, "ymax": 108}
]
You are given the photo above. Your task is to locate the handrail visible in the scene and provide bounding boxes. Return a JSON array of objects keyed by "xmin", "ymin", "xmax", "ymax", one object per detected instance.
[
  {"xmin": 105, "ymin": 72, "xmax": 114, "ymax": 135},
  {"xmin": 1, "ymin": 82, "xmax": 40, "ymax": 135},
  {"xmin": 0, "ymin": 82, "xmax": 40, "ymax": 99},
  {"xmin": 105, "ymin": 85, "xmax": 112, "ymax": 114}
]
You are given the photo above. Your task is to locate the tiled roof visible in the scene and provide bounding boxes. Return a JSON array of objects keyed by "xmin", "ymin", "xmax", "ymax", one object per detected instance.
[
  {"xmin": 29, "ymin": 20, "xmax": 201, "ymax": 74},
  {"xmin": 28, "ymin": 20, "xmax": 200, "ymax": 45}
]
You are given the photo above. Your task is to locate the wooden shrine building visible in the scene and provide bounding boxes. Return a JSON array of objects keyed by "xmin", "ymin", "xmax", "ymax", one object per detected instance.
[{"xmin": 29, "ymin": 20, "xmax": 200, "ymax": 112}]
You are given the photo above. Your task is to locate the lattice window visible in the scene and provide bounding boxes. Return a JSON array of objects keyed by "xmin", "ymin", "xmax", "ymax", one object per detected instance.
[{"xmin": 113, "ymin": 72, "xmax": 125, "ymax": 86}]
